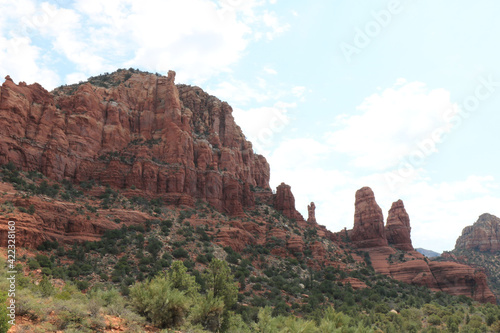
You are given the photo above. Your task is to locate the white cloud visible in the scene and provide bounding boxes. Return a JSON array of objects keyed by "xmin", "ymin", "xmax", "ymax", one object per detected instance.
[
  {"xmin": 122, "ymin": 0, "xmax": 252, "ymax": 83},
  {"xmin": 233, "ymin": 101, "xmax": 295, "ymax": 154},
  {"xmin": 291, "ymin": 86, "xmax": 306, "ymax": 99},
  {"xmin": 269, "ymin": 138, "xmax": 329, "ymax": 171},
  {"xmin": 0, "ymin": 0, "xmax": 291, "ymax": 87},
  {"xmin": 260, "ymin": 10, "xmax": 290, "ymax": 40},
  {"xmin": 0, "ymin": 35, "xmax": 59, "ymax": 89},
  {"xmin": 65, "ymin": 72, "xmax": 88, "ymax": 84},
  {"xmin": 208, "ymin": 79, "xmax": 272, "ymax": 104},
  {"xmin": 0, "ymin": 0, "xmax": 61, "ymax": 88},
  {"xmin": 263, "ymin": 66, "xmax": 277, "ymax": 75},
  {"xmin": 327, "ymin": 80, "xmax": 459, "ymax": 170}
]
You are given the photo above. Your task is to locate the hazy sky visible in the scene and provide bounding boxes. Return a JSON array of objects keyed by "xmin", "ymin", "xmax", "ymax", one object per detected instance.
[{"xmin": 1, "ymin": 0, "xmax": 500, "ymax": 252}]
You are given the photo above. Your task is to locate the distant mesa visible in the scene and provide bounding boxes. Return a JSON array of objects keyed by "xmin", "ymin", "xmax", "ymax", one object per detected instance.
[{"xmin": 415, "ymin": 248, "xmax": 441, "ymax": 258}]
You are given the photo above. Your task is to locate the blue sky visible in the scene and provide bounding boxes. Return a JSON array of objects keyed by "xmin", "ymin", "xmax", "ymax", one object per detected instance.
[{"xmin": 1, "ymin": 0, "xmax": 500, "ymax": 252}]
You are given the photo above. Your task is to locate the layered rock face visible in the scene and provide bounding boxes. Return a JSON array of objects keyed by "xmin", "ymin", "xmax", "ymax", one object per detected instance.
[
  {"xmin": 351, "ymin": 187, "xmax": 388, "ymax": 248},
  {"xmin": 428, "ymin": 262, "xmax": 496, "ymax": 304},
  {"xmin": 385, "ymin": 200, "xmax": 413, "ymax": 251},
  {"xmin": 0, "ymin": 70, "xmax": 271, "ymax": 215},
  {"xmin": 455, "ymin": 213, "xmax": 500, "ymax": 252},
  {"xmin": 0, "ymin": 182, "xmax": 150, "ymax": 248},
  {"xmin": 274, "ymin": 183, "xmax": 304, "ymax": 221}
]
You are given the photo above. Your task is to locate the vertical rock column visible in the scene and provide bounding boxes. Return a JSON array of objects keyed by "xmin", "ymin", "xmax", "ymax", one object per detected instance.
[
  {"xmin": 351, "ymin": 187, "xmax": 388, "ymax": 248},
  {"xmin": 385, "ymin": 199, "xmax": 413, "ymax": 251}
]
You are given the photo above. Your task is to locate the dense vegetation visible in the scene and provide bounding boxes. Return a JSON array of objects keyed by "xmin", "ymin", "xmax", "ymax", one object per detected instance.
[{"xmin": 4, "ymin": 253, "xmax": 500, "ymax": 333}]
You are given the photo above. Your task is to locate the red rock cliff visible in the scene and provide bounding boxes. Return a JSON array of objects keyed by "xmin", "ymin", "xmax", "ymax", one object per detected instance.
[
  {"xmin": 385, "ymin": 199, "xmax": 413, "ymax": 251},
  {"xmin": 455, "ymin": 213, "xmax": 500, "ymax": 252},
  {"xmin": 0, "ymin": 70, "xmax": 271, "ymax": 215}
]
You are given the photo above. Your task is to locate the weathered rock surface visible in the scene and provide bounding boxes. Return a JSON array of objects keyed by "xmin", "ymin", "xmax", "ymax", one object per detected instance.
[
  {"xmin": 455, "ymin": 213, "xmax": 500, "ymax": 252},
  {"xmin": 0, "ymin": 70, "xmax": 271, "ymax": 217},
  {"xmin": 364, "ymin": 245, "xmax": 495, "ymax": 303},
  {"xmin": 307, "ymin": 202, "xmax": 316, "ymax": 223},
  {"xmin": 385, "ymin": 200, "xmax": 413, "ymax": 251},
  {"xmin": 428, "ymin": 261, "xmax": 496, "ymax": 304},
  {"xmin": 351, "ymin": 187, "xmax": 388, "ymax": 248},
  {"xmin": 274, "ymin": 183, "xmax": 304, "ymax": 221}
]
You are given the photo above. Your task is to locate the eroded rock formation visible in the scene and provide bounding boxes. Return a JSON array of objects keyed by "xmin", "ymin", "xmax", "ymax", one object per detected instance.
[
  {"xmin": 307, "ymin": 202, "xmax": 316, "ymax": 223},
  {"xmin": 385, "ymin": 200, "xmax": 413, "ymax": 251},
  {"xmin": 351, "ymin": 187, "xmax": 388, "ymax": 248},
  {"xmin": 274, "ymin": 182, "xmax": 304, "ymax": 221}
]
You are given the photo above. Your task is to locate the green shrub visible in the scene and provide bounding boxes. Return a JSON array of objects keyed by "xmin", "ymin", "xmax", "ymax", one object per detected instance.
[
  {"xmin": 38, "ymin": 276, "xmax": 55, "ymax": 297},
  {"xmin": 41, "ymin": 267, "xmax": 52, "ymax": 276},
  {"xmin": 35, "ymin": 254, "xmax": 52, "ymax": 268},
  {"xmin": 427, "ymin": 314, "xmax": 441, "ymax": 325},
  {"xmin": 130, "ymin": 275, "xmax": 191, "ymax": 328},
  {"xmin": 146, "ymin": 237, "xmax": 162, "ymax": 258},
  {"xmin": 0, "ymin": 292, "xmax": 11, "ymax": 332},
  {"xmin": 172, "ymin": 248, "xmax": 189, "ymax": 259},
  {"xmin": 191, "ymin": 292, "xmax": 225, "ymax": 332},
  {"xmin": 28, "ymin": 259, "xmax": 40, "ymax": 270},
  {"xmin": 204, "ymin": 258, "xmax": 238, "ymax": 310}
]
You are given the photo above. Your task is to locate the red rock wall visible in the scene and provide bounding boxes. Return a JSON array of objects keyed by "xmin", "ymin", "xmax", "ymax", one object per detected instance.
[{"xmin": 0, "ymin": 71, "xmax": 271, "ymax": 215}]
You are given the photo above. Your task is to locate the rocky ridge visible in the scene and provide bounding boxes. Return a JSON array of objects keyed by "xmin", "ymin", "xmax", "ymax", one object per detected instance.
[{"xmin": 455, "ymin": 213, "xmax": 500, "ymax": 252}]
